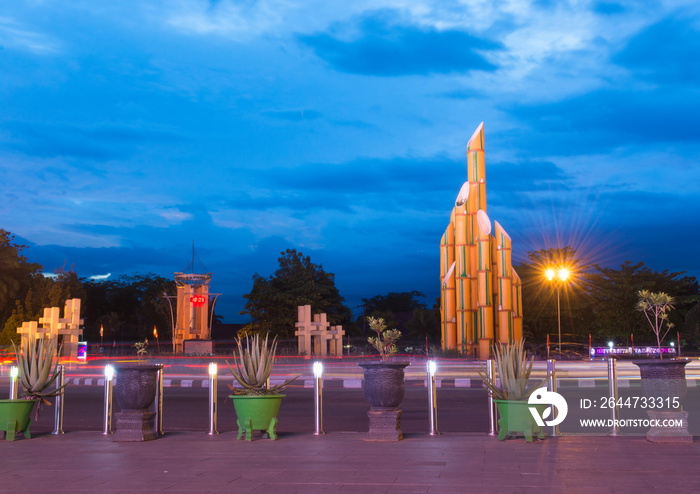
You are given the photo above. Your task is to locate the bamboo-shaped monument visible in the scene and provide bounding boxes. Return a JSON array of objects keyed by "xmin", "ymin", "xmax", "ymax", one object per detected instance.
[{"xmin": 440, "ymin": 123, "xmax": 522, "ymax": 358}]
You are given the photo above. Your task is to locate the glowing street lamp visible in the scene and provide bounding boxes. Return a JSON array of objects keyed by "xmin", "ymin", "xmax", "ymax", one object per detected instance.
[{"xmin": 545, "ymin": 266, "xmax": 570, "ymax": 360}]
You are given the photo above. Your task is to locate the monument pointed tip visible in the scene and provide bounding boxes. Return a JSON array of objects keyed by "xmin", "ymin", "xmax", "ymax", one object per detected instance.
[{"xmin": 467, "ymin": 122, "xmax": 484, "ymax": 149}]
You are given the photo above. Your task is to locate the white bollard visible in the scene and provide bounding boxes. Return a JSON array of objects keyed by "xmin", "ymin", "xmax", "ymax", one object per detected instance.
[
  {"xmin": 313, "ymin": 362, "xmax": 324, "ymax": 435},
  {"xmin": 103, "ymin": 365, "xmax": 115, "ymax": 435},
  {"xmin": 427, "ymin": 360, "xmax": 439, "ymax": 436}
]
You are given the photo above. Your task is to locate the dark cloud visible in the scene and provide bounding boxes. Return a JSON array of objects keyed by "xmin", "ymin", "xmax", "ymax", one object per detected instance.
[
  {"xmin": 504, "ymin": 14, "xmax": 700, "ymax": 155},
  {"xmin": 439, "ymin": 89, "xmax": 480, "ymax": 100},
  {"xmin": 612, "ymin": 16, "xmax": 700, "ymax": 85},
  {"xmin": 223, "ymin": 192, "xmax": 354, "ymax": 213},
  {"xmin": 261, "ymin": 109, "xmax": 322, "ymax": 121},
  {"xmin": 505, "ymin": 86, "xmax": 700, "ymax": 155},
  {"xmin": 3, "ymin": 121, "xmax": 182, "ymax": 160},
  {"xmin": 298, "ymin": 10, "xmax": 502, "ymax": 77},
  {"xmin": 593, "ymin": 2, "xmax": 625, "ymax": 15},
  {"xmin": 488, "ymin": 160, "xmax": 571, "ymax": 193},
  {"xmin": 261, "ymin": 155, "xmax": 461, "ymax": 196}
]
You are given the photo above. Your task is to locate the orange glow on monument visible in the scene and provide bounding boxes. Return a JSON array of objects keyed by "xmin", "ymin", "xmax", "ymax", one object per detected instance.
[
  {"xmin": 169, "ymin": 245, "xmax": 221, "ymax": 354},
  {"xmin": 440, "ymin": 123, "xmax": 523, "ymax": 358}
]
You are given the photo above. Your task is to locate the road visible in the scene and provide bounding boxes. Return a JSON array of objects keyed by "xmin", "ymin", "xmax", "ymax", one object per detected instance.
[
  {"xmin": 0, "ymin": 380, "xmax": 491, "ymax": 436},
  {"xmin": 3, "ymin": 357, "xmax": 700, "ymax": 438}
]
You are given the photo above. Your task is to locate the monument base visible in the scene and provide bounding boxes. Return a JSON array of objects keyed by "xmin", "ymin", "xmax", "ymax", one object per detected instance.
[
  {"xmin": 113, "ymin": 411, "xmax": 158, "ymax": 442},
  {"xmin": 646, "ymin": 410, "xmax": 692, "ymax": 443},
  {"xmin": 366, "ymin": 410, "xmax": 403, "ymax": 441},
  {"xmin": 184, "ymin": 339, "xmax": 214, "ymax": 355}
]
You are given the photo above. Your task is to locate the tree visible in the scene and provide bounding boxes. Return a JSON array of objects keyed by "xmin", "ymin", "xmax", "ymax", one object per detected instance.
[
  {"xmin": 0, "ymin": 230, "xmax": 42, "ymax": 329},
  {"xmin": 82, "ymin": 274, "xmax": 176, "ymax": 342},
  {"xmin": 362, "ymin": 291, "xmax": 427, "ymax": 314},
  {"xmin": 587, "ymin": 261, "xmax": 698, "ymax": 343},
  {"xmin": 1, "ymin": 267, "xmax": 84, "ymax": 345},
  {"xmin": 359, "ymin": 291, "xmax": 428, "ymax": 335},
  {"xmin": 405, "ymin": 307, "xmax": 441, "ymax": 350},
  {"xmin": 637, "ymin": 290, "xmax": 675, "ymax": 359},
  {"xmin": 241, "ymin": 249, "xmax": 351, "ymax": 338},
  {"xmin": 684, "ymin": 302, "xmax": 700, "ymax": 348}
]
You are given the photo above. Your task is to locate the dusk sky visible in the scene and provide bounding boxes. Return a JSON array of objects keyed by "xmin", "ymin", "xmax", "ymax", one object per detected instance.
[{"xmin": 2, "ymin": 1, "xmax": 699, "ymax": 322}]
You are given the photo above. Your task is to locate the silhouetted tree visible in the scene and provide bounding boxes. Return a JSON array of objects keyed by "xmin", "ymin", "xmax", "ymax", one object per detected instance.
[
  {"xmin": 0, "ymin": 230, "xmax": 41, "ymax": 331},
  {"xmin": 241, "ymin": 249, "xmax": 351, "ymax": 338}
]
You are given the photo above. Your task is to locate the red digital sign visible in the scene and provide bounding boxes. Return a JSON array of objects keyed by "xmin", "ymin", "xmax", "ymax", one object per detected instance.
[{"xmin": 190, "ymin": 295, "xmax": 207, "ymax": 307}]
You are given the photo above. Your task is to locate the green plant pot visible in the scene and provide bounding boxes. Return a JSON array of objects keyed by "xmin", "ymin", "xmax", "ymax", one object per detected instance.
[
  {"xmin": 0, "ymin": 399, "xmax": 37, "ymax": 441},
  {"xmin": 229, "ymin": 395, "xmax": 285, "ymax": 441},
  {"xmin": 494, "ymin": 400, "xmax": 546, "ymax": 442}
]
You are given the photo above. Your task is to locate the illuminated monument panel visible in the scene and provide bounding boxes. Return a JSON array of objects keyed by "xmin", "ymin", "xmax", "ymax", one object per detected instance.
[
  {"xmin": 440, "ymin": 123, "xmax": 523, "ymax": 358},
  {"xmin": 172, "ymin": 247, "xmax": 221, "ymax": 354}
]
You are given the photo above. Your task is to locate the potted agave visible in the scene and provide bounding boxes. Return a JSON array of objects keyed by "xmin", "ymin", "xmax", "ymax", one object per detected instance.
[
  {"xmin": 1, "ymin": 334, "xmax": 66, "ymax": 441},
  {"xmin": 226, "ymin": 333, "xmax": 296, "ymax": 441},
  {"xmin": 358, "ymin": 317, "xmax": 409, "ymax": 440},
  {"xmin": 632, "ymin": 290, "xmax": 691, "ymax": 442},
  {"xmin": 478, "ymin": 339, "xmax": 548, "ymax": 442}
]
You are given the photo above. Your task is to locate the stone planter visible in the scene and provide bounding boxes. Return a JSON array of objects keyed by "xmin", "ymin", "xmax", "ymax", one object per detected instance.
[
  {"xmin": 230, "ymin": 394, "xmax": 285, "ymax": 441},
  {"xmin": 0, "ymin": 399, "xmax": 37, "ymax": 441},
  {"xmin": 113, "ymin": 363, "xmax": 163, "ymax": 441},
  {"xmin": 633, "ymin": 359, "xmax": 691, "ymax": 443},
  {"xmin": 358, "ymin": 361, "xmax": 409, "ymax": 440}
]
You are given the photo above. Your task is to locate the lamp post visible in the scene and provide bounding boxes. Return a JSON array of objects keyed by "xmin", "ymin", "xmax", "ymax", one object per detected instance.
[{"xmin": 545, "ymin": 267, "xmax": 570, "ymax": 360}]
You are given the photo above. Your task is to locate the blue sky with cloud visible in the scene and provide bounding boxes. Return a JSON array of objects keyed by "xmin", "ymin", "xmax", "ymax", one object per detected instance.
[{"xmin": 1, "ymin": 1, "xmax": 699, "ymax": 322}]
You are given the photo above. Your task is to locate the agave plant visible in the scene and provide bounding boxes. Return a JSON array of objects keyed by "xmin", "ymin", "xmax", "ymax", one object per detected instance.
[
  {"xmin": 226, "ymin": 333, "xmax": 297, "ymax": 396},
  {"xmin": 12, "ymin": 334, "xmax": 66, "ymax": 416},
  {"xmin": 478, "ymin": 339, "xmax": 548, "ymax": 401}
]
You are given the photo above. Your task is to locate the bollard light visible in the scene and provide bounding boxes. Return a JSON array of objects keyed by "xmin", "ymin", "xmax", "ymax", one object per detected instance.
[
  {"xmin": 9, "ymin": 366, "xmax": 19, "ymax": 399},
  {"xmin": 208, "ymin": 362, "xmax": 218, "ymax": 435},
  {"xmin": 52, "ymin": 364, "xmax": 65, "ymax": 435},
  {"xmin": 427, "ymin": 360, "xmax": 437, "ymax": 376},
  {"xmin": 547, "ymin": 359, "xmax": 559, "ymax": 436},
  {"xmin": 155, "ymin": 367, "xmax": 164, "ymax": 435},
  {"xmin": 313, "ymin": 361, "xmax": 324, "ymax": 435},
  {"xmin": 607, "ymin": 358, "xmax": 620, "ymax": 436},
  {"xmin": 103, "ymin": 365, "xmax": 115, "ymax": 435},
  {"xmin": 427, "ymin": 360, "xmax": 439, "ymax": 436},
  {"xmin": 487, "ymin": 359, "xmax": 496, "ymax": 436}
]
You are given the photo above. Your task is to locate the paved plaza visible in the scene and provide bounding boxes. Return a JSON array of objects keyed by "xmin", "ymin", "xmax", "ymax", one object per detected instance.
[
  {"xmin": 2, "ymin": 429, "xmax": 700, "ymax": 493},
  {"xmin": 2, "ymin": 359, "xmax": 700, "ymax": 492}
]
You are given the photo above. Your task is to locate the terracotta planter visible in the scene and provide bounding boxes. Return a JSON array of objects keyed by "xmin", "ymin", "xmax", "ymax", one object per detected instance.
[
  {"xmin": 229, "ymin": 395, "xmax": 285, "ymax": 441},
  {"xmin": 0, "ymin": 399, "xmax": 37, "ymax": 441},
  {"xmin": 358, "ymin": 361, "xmax": 410, "ymax": 410}
]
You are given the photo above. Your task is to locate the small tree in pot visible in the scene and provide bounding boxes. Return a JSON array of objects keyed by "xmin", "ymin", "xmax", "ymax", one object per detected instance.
[
  {"xmin": 358, "ymin": 317, "xmax": 409, "ymax": 440},
  {"xmin": 366, "ymin": 316, "xmax": 402, "ymax": 361},
  {"xmin": 636, "ymin": 290, "xmax": 675, "ymax": 359},
  {"xmin": 634, "ymin": 290, "xmax": 690, "ymax": 442}
]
